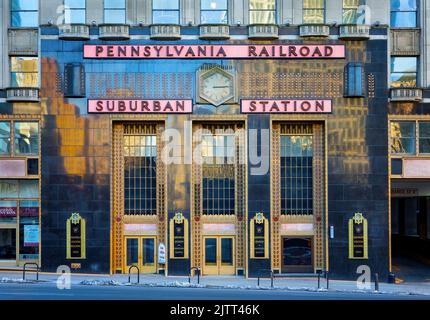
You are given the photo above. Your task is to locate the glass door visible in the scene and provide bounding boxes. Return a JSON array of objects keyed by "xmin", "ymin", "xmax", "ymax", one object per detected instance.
[
  {"xmin": 141, "ymin": 237, "xmax": 156, "ymax": 273},
  {"xmin": 125, "ymin": 236, "xmax": 157, "ymax": 273},
  {"xmin": 203, "ymin": 236, "xmax": 235, "ymax": 275}
]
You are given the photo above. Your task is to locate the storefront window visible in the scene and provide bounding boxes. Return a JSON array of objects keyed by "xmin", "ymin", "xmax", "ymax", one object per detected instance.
[
  {"xmin": 281, "ymin": 135, "xmax": 313, "ymax": 215},
  {"xmin": 391, "ymin": 0, "xmax": 417, "ymax": 28},
  {"xmin": 104, "ymin": 0, "xmax": 126, "ymax": 23},
  {"xmin": 391, "ymin": 121, "xmax": 416, "ymax": 154},
  {"xmin": 0, "ymin": 180, "xmax": 39, "ymax": 199},
  {"xmin": 10, "ymin": 57, "xmax": 39, "ymax": 88},
  {"xmin": 0, "ymin": 180, "xmax": 19, "ymax": 198},
  {"xmin": 0, "ymin": 229, "xmax": 16, "ymax": 261},
  {"xmin": 153, "ymin": 0, "xmax": 180, "ymax": 24},
  {"xmin": 303, "ymin": 0, "xmax": 325, "ymax": 24},
  {"xmin": 201, "ymin": 0, "xmax": 228, "ymax": 24},
  {"xmin": 419, "ymin": 122, "xmax": 430, "ymax": 154},
  {"xmin": 0, "ymin": 201, "xmax": 18, "ymax": 224},
  {"xmin": 343, "ymin": 0, "xmax": 365, "ymax": 24},
  {"xmin": 249, "ymin": 0, "xmax": 276, "ymax": 24},
  {"xmin": 390, "ymin": 57, "xmax": 417, "ymax": 88},
  {"xmin": 0, "ymin": 122, "xmax": 11, "ymax": 155},
  {"xmin": 14, "ymin": 122, "xmax": 39, "ymax": 156},
  {"xmin": 11, "ymin": 0, "xmax": 39, "ymax": 27},
  {"xmin": 19, "ymin": 200, "xmax": 39, "ymax": 260},
  {"xmin": 19, "ymin": 180, "xmax": 39, "ymax": 198},
  {"xmin": 64, "ymin": 0, "xmax": 86, "ymax": 24}
]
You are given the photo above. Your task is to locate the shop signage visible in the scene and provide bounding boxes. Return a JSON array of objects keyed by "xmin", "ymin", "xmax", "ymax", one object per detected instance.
[
  {"xmin": 241, "ymin": 99, "xmax": 332, "ymax": 113},
  {"xmin": 158, "ymin": 242, "xmax": 166, "ymax": 264},
  {"xmin": 391, "ymin": 188, "xmax": 418, "ymax": 197},
  {"xmin": 88, "ymin": 99, "xmax": 193, "ymax": 113},
  {"xmin": 24, "ymin": 225, "xmax": 39, "ymax": 247},
  {"xmin": 0, "ymin": 207, "xmax": 17, "ymax": 217},
  {"xmin": 84, "ymin": 44, "xmax": 345, "ymax": 59},
  {"xmin": 19, "ymin": 206, "xmax": 39, "ymax": 217}
]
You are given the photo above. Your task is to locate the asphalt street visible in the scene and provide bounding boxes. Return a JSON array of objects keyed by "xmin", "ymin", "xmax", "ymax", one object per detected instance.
[{"xmin": 0, "ymin": 282, "xmax": 428, "ymax": 300}]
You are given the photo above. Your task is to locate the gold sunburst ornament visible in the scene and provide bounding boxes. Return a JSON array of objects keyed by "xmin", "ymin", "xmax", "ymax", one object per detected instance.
[{"xmin": 352, "ymin": 212, "xmax": 364, "ymax": 224}]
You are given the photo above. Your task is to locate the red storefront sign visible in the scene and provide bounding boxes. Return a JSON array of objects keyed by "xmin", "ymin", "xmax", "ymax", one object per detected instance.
[
  {"xmin": 0, "ymin": 207, "xmax": 17, "ymax": 217},
  {"xmin": 19, "ymin": 207, "xmax": 39, "ymax": 217},
  {"xmin": 84, "ymin": 44, "xmax": 345, "ymax": 59},
  {"xmin": 241, "ymin": 99, "xmax": 332, "ymax": 113},
  {"xmin": 88, "ymin": 99, "xmax": 193, "ymax": 113}
]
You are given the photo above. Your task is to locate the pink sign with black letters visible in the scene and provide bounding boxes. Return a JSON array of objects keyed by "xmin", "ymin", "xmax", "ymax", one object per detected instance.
[
  {"xmin": 84, "ymin": 44, "xmax": 345, "ymax": 59},
  {"xmin": 88, "ymin": 99, "xmax": 193, "ymax": 113},
  {"xmin": 241, "ymin": 99, "xmax": 332, "ymax": 113}
]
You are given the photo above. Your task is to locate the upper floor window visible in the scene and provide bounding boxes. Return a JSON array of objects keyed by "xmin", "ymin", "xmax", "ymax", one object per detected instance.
[
  {"xmin": 303, "ymin": 0, "xmax": 325, "ymax": 24},
  {"xmin": 249, "ymin": 0, "xmax": 276, "ymax": 24},
  {"xmin": 14, "ymin": 122, "xmax": 39, "ymax": 156},
  {"xmin": 201, "ymin": 0, "xmax": 228, "ymax": 24},
  {"xmin": 419, "ymin": 122, "xmax": 430, "ymax": 154},
  {"xmin": 391, "ymin": 0, "xmax": 417, "ymax": 28},
  {"xmin": 153, "ymin": 0, "xmax": 180, "ymax": 24},
  {"xmin": 64, "ymin": 0, "xmax": 86, "ymax": 24},
  {"xmin": 11, "ymin": 0, "xmax": 39, "ymax": 27},
  {"xmin": 0, "ymin": 122, "xmax": 11, "ymax": 155},
  {"xmin": 10, "ymin": 57, "xmax": 39, "ymax": 88},
  {"xmin": 390, "ymin": 57, "xmax": 417, "ymax": 88},
  {"xmin": 391, "ymin": 121, "xmax": 416, "ymax": 154},
  {"xmin": 343, "ymin": 0, "xmax": 365, "ymax": 24},
  {"xmin": 104, "ymin": 0, "xmax": 126, "ymax": 24}
]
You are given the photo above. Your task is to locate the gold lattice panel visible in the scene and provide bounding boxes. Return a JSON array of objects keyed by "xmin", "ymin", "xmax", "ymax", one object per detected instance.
[
  {"xmin": 313, "ymin": 123, "xmax": 325, "ymax": 270},
  {"xmin": 271, "ymin": 123, "xmax": 281, "ymax": 271},
  {"xmin": 112, "ymin": 123, "xmax": 124, "ymax": 272},
  {"xmin": 157, "ymin": 124, "xmax": 167, "ymax": 248},
  {"xmin": 235, "ymin": 123, "xmax": 246, "ymax": 270},
  {"xmin": 192, "ymin": 124, "xmax": 203, "ymax": 269}
]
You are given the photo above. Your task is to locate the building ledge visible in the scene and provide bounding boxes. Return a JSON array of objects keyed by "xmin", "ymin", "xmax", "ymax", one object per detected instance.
[
  {"xmin": 99, "ymin": 24, "xmax": 130, "ymax": 40},
  {"xmin": 8, "ymin": 28, "xmax": 39, "ymax": 56},
  {"xmin": 299, "ymin": 24, "xmax": 330, "ymax": 38},
  {"xmin": 248, "ymin": 24, "xmax": 279, "ymax": 40},
  {"xmin": 6, "ymin": 88, "xmax": 40, "ymax": 102},
  {"xmin": 390, "ymin": 88, "xmax": 423, "ymax": 102},
  {"xmin": 59, "ymin": 24, "xmax": 90, "ymax": 40},
  {"xmin": 199, "ymin": 24, "xmax": 230, "ymax": 40},
  {"xmin": 150, "ymin": 24, "xmax": 181, "ymax": 40},
  {"xmin": 339, "ymin": 24, "xmax": 370, "ymax": 40}
]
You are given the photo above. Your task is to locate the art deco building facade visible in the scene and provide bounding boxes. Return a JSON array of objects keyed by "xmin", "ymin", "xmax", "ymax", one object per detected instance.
[{"xmin": 0, "ymin": 0, "xmax": 428, "ymax": 280}]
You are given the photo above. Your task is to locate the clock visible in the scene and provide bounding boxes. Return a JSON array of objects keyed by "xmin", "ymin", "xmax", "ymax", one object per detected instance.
[{"xmin": 197, "ymin": 65, "xmax": 236, "ymax": 106}]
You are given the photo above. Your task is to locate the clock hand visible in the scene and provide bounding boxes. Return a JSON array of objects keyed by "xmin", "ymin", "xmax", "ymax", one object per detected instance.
[{"xmin": 213, "ymin": 86, "xmax": 229, "ymax": 88}]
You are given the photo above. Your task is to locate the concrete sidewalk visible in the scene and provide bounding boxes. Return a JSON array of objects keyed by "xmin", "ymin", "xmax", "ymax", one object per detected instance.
[{"xmin": 1, "ymin": 270, "xmax": 430, "ymax": 297}]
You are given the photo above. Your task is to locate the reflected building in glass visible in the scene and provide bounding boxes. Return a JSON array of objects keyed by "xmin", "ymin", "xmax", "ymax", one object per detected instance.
[{"xmin": 0, "ymin": 0, "xmax": 429, "ymax": 281}]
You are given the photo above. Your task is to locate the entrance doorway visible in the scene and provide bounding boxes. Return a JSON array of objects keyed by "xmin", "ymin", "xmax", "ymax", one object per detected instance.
[
  {"xmin": 0, "ymin": 229, "xmax": 16, "ymax": 262},
  {"xmin": 281, "ymin": 237, "xmax": 313, "ymax": 273},
  {"xmin": 125, "ymin": 236, "xmax": 157, "ymax": 273},
  {"xmin": 203, "ymin": 236, "xmax": 235, "ymax": 275}
]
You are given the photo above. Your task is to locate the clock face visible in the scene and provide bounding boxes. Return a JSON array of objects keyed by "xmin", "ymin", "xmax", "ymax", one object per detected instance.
[{"xmin": 200, "ymin": 69, "xmax": 235, "ymax": 106}]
